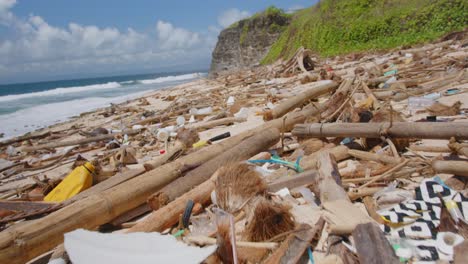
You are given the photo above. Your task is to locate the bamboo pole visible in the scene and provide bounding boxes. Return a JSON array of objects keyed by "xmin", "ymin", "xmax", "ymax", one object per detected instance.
[
  {"xmin": 432, "ymin": 160, "xmax": 468, "ymax": 177},
  {"xmin": 293, "ymin": 122, "xmax": 468, "ymax": 140},
  {"xmin": 263, "ymin": 81, "xmax": 337, "ymax": 120},
  {"xmin": 19, "ymin": 129, "xmax": 142, "ymax": 152}
]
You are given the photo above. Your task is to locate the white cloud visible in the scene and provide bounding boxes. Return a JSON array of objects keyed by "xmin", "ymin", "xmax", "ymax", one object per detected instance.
[
  {"xmin": 156, "ymin": 20, "xmax": 200, "ymax": 49},
  {"xmin": 0, "ymin": 0, "xmax": 15, "ymax": 12},
  {"xmin": 217, "ymin": 8, "xmax": 250, "ymax": 28},
  {"xmin": 0, "ymin": 2, "xmax": 218, "ymax": 83}
]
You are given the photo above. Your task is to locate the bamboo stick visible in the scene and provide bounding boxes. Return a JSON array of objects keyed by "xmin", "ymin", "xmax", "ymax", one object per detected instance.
[
  {"xmin": 19, "ymin": 129, "xmax": 142, "ymax": 152},
  {"xmin": 186, "ymin": 117, "xmax": 246, "ymax": 130},
  {"xmin": 0, "ymin": 130, "xmax": 51, "ymax": 148},
  {"xmin": 186, "ymin": 236, "xmax": 278, "ymax": 249},
  {"xmin": 293, "ymin": 122, "xmax": 468, "ymax": 140},
  {"xmin": 263, "ymin": 81, "xmax": 337, "ymax": 120},
  {"xmin": 348, "ymin": 149, "xmax": 403, "ymax": 165},
  {"xmin": 129, "ymin": 170, "xmax": 218, "ymax": 232},
  {"xmin": 432, "ymin": 160, "xmax": 468, "ymax": 177}
]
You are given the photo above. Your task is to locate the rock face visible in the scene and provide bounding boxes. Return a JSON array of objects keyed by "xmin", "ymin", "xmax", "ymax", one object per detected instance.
[{"xmin": 210, "ymin": 13, "xmax": 290, "ymax": 74}]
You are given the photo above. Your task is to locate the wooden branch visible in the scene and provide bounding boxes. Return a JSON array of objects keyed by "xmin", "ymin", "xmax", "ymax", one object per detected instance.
[
  {"xmin": 19, "ymin": 129, "xmax": 142, "ymax": 152},
  {"xmin": 0, "ymin": 130, "xmax": 51, "ymax": 148},
  {"xmin": 316, "ymin": 152, "xmax": 348, "ymax": 203},
  {"xmin": 348, "ymin": 187, "xmax": 383, "ymax": 201},
  {"xmin": 186, "ymin": 236, "xmax": 278, "ymax": 249},
  {"xmin": 186, "ymin": 117, "xmax": 246, "ymax": 130},
  {"xmin": 361, "ymin": 80, "xmax": 381, "ymax": 109},
  {"xmin": 267, "ymin": 170, "xmax": 318, "ymax": 192},
  {"xmin": 348, "ymin": 149, "xmax": 403, "ymax": 165},
  {"xmin": 432, "ymin": 160, "xmax": 468, "ymax": 177},
  {"xmin": 130, "ymin": 170, "xmax": 218, "ymax": 232},
  {"xmin": 264, "ymin": 220, "xmax": 325, "ymax": 264},
  {"xmin": 300, "ymin": 145, "xmax": 350, "ymax": 170},
  {"xmin": 143, "ymin": 141, "xmax": 185, "ymax": 171},
  {"xmin": 358, "ymin": 160, "xmax": 409, "ymax": 189},
  {"xmin": 293, "ymin": 122, "xmax": 468, "ymax": 140},
  {"xmin": 352, "ymin": 223, "xmax": 399, "ymax": 264},
  {"xmin": 263, "ymin": 81, "xmax": 337, "ymax": 121}
]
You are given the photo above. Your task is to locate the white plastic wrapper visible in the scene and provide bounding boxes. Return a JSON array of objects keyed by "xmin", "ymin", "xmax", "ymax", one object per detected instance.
[{"xmin": 64, "ymin": 229, "xmax": 216, "ymax": 264}]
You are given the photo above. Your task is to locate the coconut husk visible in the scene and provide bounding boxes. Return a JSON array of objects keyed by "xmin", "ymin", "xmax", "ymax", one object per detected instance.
[
  {"xmin": 176, "ymin": 127, "xmax": 200, "ymax": 147},
  {"xmin": 244, "ymin": 198, "xmax": 295, "ymax": 242},
  {"xmin": 215, "ymin": 163, "xmax": 266, "ymax": 213},
  {"xmin": 426, "ymin": 101, "xmax": 461, "ymax": 116}
]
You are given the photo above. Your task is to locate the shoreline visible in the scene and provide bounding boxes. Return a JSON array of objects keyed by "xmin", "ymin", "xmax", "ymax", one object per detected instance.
[{"xmin": 0, "ymin": 38, "xmax": 467, "ymax": 264}]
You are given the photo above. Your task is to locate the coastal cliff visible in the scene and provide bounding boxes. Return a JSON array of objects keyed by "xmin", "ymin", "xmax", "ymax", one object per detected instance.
[
  {"xmin": 210, "ymin": 7, "xmax": 290, "ymax": 74},
  {"xmin": 210, "ymin": 0, "xmax": 466, "ymax": 73}
]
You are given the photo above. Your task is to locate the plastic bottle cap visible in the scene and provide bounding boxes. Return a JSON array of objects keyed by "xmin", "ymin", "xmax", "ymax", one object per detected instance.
[{"xmin": 83, "ymin": 162, "xmax": 95, "ymax": 173}]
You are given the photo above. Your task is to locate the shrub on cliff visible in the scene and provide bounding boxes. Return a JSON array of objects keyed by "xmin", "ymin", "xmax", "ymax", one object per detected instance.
[{"xmin": 262, "ymin": 0, "xmax": 467, "ymax": 64}]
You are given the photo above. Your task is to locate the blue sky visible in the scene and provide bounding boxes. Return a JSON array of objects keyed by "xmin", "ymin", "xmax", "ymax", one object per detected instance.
[{"xmin": 0, "ymin": 0, "xmax": 316, "ymax": 84}]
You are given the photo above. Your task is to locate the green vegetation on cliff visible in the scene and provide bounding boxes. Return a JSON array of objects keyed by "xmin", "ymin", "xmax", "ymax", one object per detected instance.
[{"xmin": 262, "ymin": 0, "xmax": 467, "ymax": 64}]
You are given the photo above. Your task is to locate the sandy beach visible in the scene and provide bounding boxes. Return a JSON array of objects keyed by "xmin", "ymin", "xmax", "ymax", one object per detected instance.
[{"xmin": 0, "ymin": 37, "xmax": 467, "ymax": 264}]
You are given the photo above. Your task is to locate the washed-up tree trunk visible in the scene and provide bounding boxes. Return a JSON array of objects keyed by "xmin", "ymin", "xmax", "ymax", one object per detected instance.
[
  {"xmin": 432, "ymin": 160, "xmax": 468, "ymax": 177},
  {"xmin": 352, "ymin": 223, "xmax": 399, "ymax": 264},
  {"xmin": 19, "ymin": 129, "xmax": 142, "ymax": 152},
  {"xmin": 263, "ymin": 81, "xmax": 337, "ymax": 120},
  {"xmin": 147, "ymin": 127, "xmax": 280, "ymax": 210},
  {"xmin": 293, "ymin": 122, "xmax": 468, "ymax": 140}
]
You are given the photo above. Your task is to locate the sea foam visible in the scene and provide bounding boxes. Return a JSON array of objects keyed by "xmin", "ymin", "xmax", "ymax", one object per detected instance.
[
  {"xmin": 0, "ymin": 82, "xmax": 122, "ymax": 102},
  {"xmin": 139, "ymin": 73, "xmax": 201, "ymax": 84}
]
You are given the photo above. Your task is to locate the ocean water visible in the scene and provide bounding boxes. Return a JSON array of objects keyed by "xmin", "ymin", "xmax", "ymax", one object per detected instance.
[{"xmin": 0, "ymin": 71, "xmax": 205, "ymax": 139}]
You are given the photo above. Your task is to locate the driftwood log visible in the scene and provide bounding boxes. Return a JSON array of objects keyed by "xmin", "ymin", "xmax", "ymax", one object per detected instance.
[
  {"xmin": 263, "ymin": 81, "xmax": 337, "ymax": 120},
  {"xmin": 352, "ymin": 223, "xmax": 399, "ymax": 264},
  {"xmin": 293, "ymin": 122, "xmax": 468, "ymax": 140},
  {"xmin": 432, "ymin": 160, "xmax": 468, "ymax": 177}
]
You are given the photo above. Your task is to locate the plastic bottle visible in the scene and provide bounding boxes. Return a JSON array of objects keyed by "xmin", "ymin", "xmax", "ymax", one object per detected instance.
[{"xmin": 44, "ymin": 162, "xmax": 95, "ymax": 202}]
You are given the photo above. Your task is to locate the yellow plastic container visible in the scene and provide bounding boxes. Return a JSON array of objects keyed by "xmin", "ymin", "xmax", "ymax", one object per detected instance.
[{"xmin": 44, "ymin": 162, "xmax": 95, "ymax": 202}]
